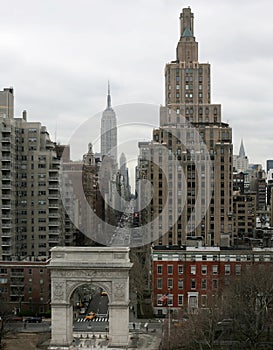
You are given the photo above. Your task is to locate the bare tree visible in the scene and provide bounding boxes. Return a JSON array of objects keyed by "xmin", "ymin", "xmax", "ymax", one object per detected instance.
[
  {"xmin": 161, "ymin": 264, "xmax": 273, "ymax": 350},
  {"xmin": 161, "ymin": 299, "xmax": 226, "ymax": 350},
  {"xmin": 129, "ymin": 245, "xmax": 151, "ymax": 317},
  {"xmin": 223, "ymin": 264, "xmax": 273, "ymax": 350},
  {"xmin": 0, "ymin": 298, "xmax": 13, "ymax": 349}
]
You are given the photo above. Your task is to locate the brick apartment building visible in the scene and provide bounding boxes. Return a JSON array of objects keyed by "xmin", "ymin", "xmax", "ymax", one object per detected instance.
[
  {"xmin": 152, "ymin": 246, "xmax": 273, "ymax": 316},
  {"xmin": 0, "ymin": 259, "xmax": 50, "ymax": 315}
]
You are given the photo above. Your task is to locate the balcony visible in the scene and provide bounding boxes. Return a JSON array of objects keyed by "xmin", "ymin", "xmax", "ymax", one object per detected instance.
[
  {"xmin": 48, "ymin": 184, "xmax": 59, "ymax": 189},
  {"xmin": 1, "ymin": 187, "xmax": 12, "ymax": 192},
  {"xmin": 2, "ymin": 176, "xmax": 11, "ymax": 181},
  {"xmin": 1, "ymin": 194, "xmax": 11, "ymax": 199},
  {"xmin": 2, "ymin": 223, "xmax": 12, "ymax": 229},
  {"xmin": 48, "ymin": 221, "xmax": 59, "ymax": 226},
  {"xmin": 2, "ymin": 250, "xmax": 11, "ymax": 255},
  {"xmin": 48, "ymin": 230, "xmax": 60, "ymax": 234},
  {"xmin": 2, "ymin": 231, "xmax": 12, "ymax": 238},
  {"xmin": 48, "ymin": 237, "xmax": 59, "ymax": 243},
  {"xmin": 1, "ymin": 241, "xmax": 12, "ymax": 247},
  {"xmin": 48, "ymin": 203, "xmax": 59, "ymax": 208},
  {"xmin": 1, "ymin": 137, "xmax": 11, "ymax": 142},
  {"xmin": 48, "ymin": 213, "xmax": 60, "ymax": 218},
  {"xmin": 2, "ymin": 126, "xmax": 11, "ymax": 132}
]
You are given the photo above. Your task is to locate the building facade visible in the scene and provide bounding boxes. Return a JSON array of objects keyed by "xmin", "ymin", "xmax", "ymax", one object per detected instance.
[
  {"xmin": 100, "ymin": 82, "xmax": 117, "ymax": 162},
  {"xmin": 152, "ymin": 246, "xmax": 273, "ymax": 316},
  {"xmin": 0, "ymin": 259, "xmax": 50, "ymax": 315},
  {"xmin": 138, "ymin": 7, "xmax": 233, "ymax": 247},
  {"xmin": 0, "ymin": 88, "xmax": 75, "ymax": 261}
]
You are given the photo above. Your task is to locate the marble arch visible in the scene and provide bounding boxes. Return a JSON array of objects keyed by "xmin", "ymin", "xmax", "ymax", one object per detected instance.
[{"xmin": 48, "ymin": 246, "xmax": 132, "ymax": 349}]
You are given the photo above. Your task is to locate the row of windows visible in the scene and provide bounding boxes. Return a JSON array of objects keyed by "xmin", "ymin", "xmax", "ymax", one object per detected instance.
[
  {"xmin": 157, "ymin": 293, "xmax": 208, "ymax": 307},
  {"xmin": 157, "ymin": 264, "xmax": 241, "ymax": 275},
  {"xmin": 156, "ymin": 278, "xmax": 219, "ymax": 290}
]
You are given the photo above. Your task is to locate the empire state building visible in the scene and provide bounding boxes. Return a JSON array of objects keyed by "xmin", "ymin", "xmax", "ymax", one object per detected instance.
[{"xmin": 100, "ymin": 82, "xmax": 117, "ymax": 162}]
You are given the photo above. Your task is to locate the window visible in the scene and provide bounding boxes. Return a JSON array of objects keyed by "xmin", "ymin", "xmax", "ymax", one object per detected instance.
[
  {"xmin": 168, "ymin": 294, "xmax": 173, "ymax": 306},
  {"xmin": 178, "ymin": 265, "xmax": 183, "ymax": 275},
  {"xmin": 225, "ymin": 265, "xmax": 230, "ymax": 275},
  {"xmin": 178, "ymin": 279, "xmax": 184, "ymax": 289},
  {"xmin": 157, "ymin": 265, "xmax": 162, "ymax": 274},
  {"xmin": 168, "ymin": 278, "xmax": 173, "ymax": 289},
  {"xmin": 235, "ymin": 265, "xmax": 241, "ymax": 275},
  {"xmin": 212, "ymin": 279, "xmax": 218, "ymax": 289},
  {"xmin": 201, "ymin": 265, "xmax": 207, "ymax": 275},
  {"xmin": 190, "ymin": 266, "xmax": 196, "ymax": 275},
  {"xmin": 191, "ymin": 279, "xmax": 196, "ymax": 289},
  {"xmin": 157, "ymin": 278, "xmax": 162, "ymax": 289},
  {"xmin": 201, "ymin": 295, "xmax": 207, "ymax": 307},
  {"xmin": 28, "ymin": 269, "xmax": 32, "ymax": 275},
  {"xmin": 178, "ymin": 294, "xmax": 184, "ymax": 306},
  {"xmin": 189, "ymin": 295, "xmax": 197, "ymax": 308},
  {"xmin": 212, "ymin": 265, "xmax": 218, "ymax": 275},
  {"xmin": 201, "ymin": 279, "xmax": 207, "ymax": 290},
  {"xmin": 167, "ymin": 265, "xmax": 173, "ymax": 275}
]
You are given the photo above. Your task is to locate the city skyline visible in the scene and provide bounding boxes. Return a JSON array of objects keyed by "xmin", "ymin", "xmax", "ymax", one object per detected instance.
[{"xmin": 0, "ymin": 0, "xmax": 272, "ymax": 167}]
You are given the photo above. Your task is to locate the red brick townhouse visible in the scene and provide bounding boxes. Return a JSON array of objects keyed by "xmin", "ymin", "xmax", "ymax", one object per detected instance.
[{"xmin": 152, "ymin": 245, "xmax": 273, "ymax": 316}]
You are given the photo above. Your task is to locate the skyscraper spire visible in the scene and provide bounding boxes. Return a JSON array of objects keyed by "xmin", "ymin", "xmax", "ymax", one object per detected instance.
[
  {"xmin": 107, "ymin": 80, "xmax": 111, "ymax": 109},
  {"xmin": 239, "ymin": 139, "xmax": 246, "ymax": 157}
]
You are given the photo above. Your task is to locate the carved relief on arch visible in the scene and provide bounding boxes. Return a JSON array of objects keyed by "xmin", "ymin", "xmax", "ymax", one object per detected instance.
[
  {"xmin": 112, "ymin": 281, "xmax": 126, "ymax": 301},
  {"xmin": 53, "ymin": 269, "xmax": 97, "ymax": 279},
  {"xmin": 52, "ymin": 280, "xmax": 66, "ymax": 302}
]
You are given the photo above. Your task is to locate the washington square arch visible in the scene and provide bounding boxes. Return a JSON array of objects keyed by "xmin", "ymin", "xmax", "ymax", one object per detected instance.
[{"xmin": 48, "ymin": 246, "xmax": 133, "ymax": 349}]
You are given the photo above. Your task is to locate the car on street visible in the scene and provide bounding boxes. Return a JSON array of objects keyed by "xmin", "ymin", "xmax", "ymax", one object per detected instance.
[
  {"xmin": 25, "ymin": 317, "xmax": 42, "ymax": 323},
  {"xmin": 85, "ymin": 312, "xmax": 97, "ymax": 321}
]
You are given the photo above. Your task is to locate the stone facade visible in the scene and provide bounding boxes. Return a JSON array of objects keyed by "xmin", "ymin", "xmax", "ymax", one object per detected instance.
[{"xmin": 48, "ymin": 246, "xmax": 133, "ymax": 349}]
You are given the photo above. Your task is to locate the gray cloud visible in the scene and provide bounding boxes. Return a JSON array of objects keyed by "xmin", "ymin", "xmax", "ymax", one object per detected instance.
[{"xmin": 0, "ymin": 0, "xmax": 272, "ymax": 167}]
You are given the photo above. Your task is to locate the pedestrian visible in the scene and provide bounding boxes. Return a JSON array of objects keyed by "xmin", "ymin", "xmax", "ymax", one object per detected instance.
[
  {"xmin": 133, "ymin": 322, "xmax": 135, "ymax": 330},
  {"xmin": 144, "ymin": 322, "xmax": 148, "ymax": 333}
]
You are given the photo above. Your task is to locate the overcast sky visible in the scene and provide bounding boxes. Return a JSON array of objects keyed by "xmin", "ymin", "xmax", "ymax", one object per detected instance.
[{"xmin": 1, "ymin": 0, "xmax": 273, "ymax": 169}]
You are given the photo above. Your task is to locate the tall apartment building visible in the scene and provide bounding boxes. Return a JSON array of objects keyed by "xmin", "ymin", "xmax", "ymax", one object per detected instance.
[
  {"xmin": 138, "ymin": 8, "xmax": 233, "ymax": 247},
  {"xmin": 0, "ymin": 88, "xmax": 74, "ymax": 261}
]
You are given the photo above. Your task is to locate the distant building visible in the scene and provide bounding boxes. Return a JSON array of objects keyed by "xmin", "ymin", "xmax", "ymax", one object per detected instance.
[
  {"xmin": 266, "ymin": 159, "xmax": 273, "ymax": 173},
  {"xmin": 233, "ymin": 140, "xmax": 249, "ymax": 172},
  {"xmin": 119, "ymin": 152, "xmax": 131, "ymax": 200},
  {"xmin": 100, "ymin": 82, "xmax": 117, "ymax": 162}
]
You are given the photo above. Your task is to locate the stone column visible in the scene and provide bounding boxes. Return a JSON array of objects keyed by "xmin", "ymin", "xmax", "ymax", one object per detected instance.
[
  {"xmin": 109, "ymin": 303, "xmax": 129, "ymax": 347},
  {"xmin": 50, "ymin": 303, "xmax": 73, "ymax": 348},
  {"xmin": 108, "ymin": 277, "xmax": 130, "ymax": 347}
]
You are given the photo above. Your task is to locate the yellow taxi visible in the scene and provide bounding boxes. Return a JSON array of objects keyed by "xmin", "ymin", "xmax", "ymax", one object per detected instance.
[{"xmin": 85, "ymin": 312, "xmax": 97, "ymax": 321}]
